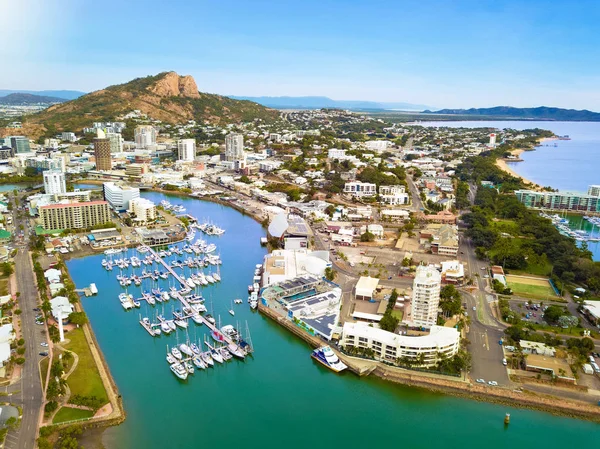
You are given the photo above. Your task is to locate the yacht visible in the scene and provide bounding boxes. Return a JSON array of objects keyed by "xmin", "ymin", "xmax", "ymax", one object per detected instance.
[
  {"xmin": 211, "ymin": 330, "xmax": 226, "ymax": 343},
  {"xmin": 160, "ymin": 322, "xmax": 172, "ymax": 334},
  {"xmin": 311, "ymin": 346, "xmax": 348, "ymax": 373},
  {"xmin": 220, "ymin": 347, "xmax": 233, "ymax": 361},
  {"xmin": 212, "ymin": 273, "xmax": 221, "ymax": 282},
  {"xmin": 179, "ymin": 343, "xmax": 194, "ymax": 357},
  {"xmin": 166, "ymin": 353, "xmax": 176, "ymax": 364},
  {"xmin": 192, "ymin": 356, "xmax": 206, "ymax": 370},
  {"xmin": 184, "ymin": 361, "xmax": 195, "ymax": 374},
  {"xmin": 191, "ymin": 314, "xmax": 203, "ymax": 325},
  {"xmin": 227, "ymin": 343, "xmax": 245, "ymax": 359},
  {"xmin": 204, "ymin": 314, "xmax": 216, "ymax": 325},
  {"xmin": 174, "ymin": 319, "xmax": 188, "ymax": 329},
  {"xmin": 200, "ymin": 351, "xmax": 214, "ymax": 367},
  {"xmin": 171, "ymin": 347, "xmax": 183, "ymax": 360},
  {"xmin": 170, "ymin": 363, "xmax": 188, "ymax": 380},
  {"xmin": 205, "ymin": 342, "xmax": 224, "ymax": 363},
  {"xmin": 190, "ymin": 343, "xmax": 201, "ymax": 354}
]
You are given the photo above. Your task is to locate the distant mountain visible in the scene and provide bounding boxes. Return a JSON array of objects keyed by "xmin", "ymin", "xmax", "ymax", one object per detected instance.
[
  {"xmin": 0, "ymin": 93, "xmax": 66, "ymax": 105},
  {"xmin": 425, "ymin": 106, "xmax": 600, "ymax": 121},
  {"xmin": 228, "ymin": 95, "xmax": 431, "ymax": 111},
  {"xmin": 0, "ymin": 90, "xmax": 85, "ymax": 101},
  {"xmin": 28, "ymin": 72, "xmax": 279, "ymax": 133}
]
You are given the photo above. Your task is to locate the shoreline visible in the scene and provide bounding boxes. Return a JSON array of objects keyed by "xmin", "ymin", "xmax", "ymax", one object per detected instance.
[{"xmin": 495, "ymin": 137, "xmax": 558, "ymax": 189}]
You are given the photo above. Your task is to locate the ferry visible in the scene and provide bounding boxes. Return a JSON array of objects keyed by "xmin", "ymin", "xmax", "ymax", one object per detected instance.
[{"xmin": 311, "ymin": 346, "xmax": 348, "ymax": 373}]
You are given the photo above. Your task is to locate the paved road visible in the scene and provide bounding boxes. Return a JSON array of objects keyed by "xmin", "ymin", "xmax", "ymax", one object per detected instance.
[
  {"xmin": 5, "ymin": 193, "xmax": 45, "ymax": 449},
  {"xmin": 406, "ymin": 175, "xmax": 424, "ymax": 211}
]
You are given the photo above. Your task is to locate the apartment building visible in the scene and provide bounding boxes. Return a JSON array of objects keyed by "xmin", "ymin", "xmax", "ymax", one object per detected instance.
[
  {"xmin": 515, "ymin": 187, "xmax": 600, "ymax": 212},
  {"xmin": 43, "ymin": 170, "xmax": 66, "ymax": 195},
  {"xmin": 378, "ymin": 185, "xmax": 409, "ymax": 205},
  {"xmin": 411, "ymin": 264, "xmax": 441, "ymax": 328},
  {"xmin": 344, "ymin": 181, "xmax": 376, "ymax": 197},
  {"xmin": 341, "ymin": 322, "xmax": 459, "ymax": 367},
  {"xmin": 177, "ymin": 139, "xmax": 196, "ymax": 162},
  {"xmin": 128, "ymin": 198, "xmax": 157, "ymax": 223},
  {"xmin": 103, "ymin": 182, "xmax": 140, "ymax": 211},
  {"xmin": 40, "ymin": 201, "xmax": 111, "ymax": 231}
]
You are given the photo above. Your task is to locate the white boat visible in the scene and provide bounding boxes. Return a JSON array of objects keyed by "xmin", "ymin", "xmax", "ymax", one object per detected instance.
[
  {"xmin": 220, "ymin": 347, "xmax": 233, "ymax": 361},
  {"xmin": 205, "ymin": 342, "xmax": 224, "ymax": 363},
  {"xmin": 311, "ymin": 346, "xmax": 347, "ymax": 373},
  {"xmin": 174, "ymin": 319, "xmax": 188, "ymax": 329},
  {"xmin": 200, "ymin": 351, "xmax": 214, "ymax": 367},
  {"xmin": 161, "ymin": 322, "xmax": 172, "ymax": 334},
  {"xmin": 179, "ymin": 343, "xmax": 194, "ymax": 357},
  {"xmin": 250, "ymin": 299, "xmax": 258, "ymax": 310},
  {"xmin": 192, "ymin": 356, "xmax": 206, "ymax": 370},
  {"xmin": 166, "ymin": 353, "xmax": 176, "ymax": 364},
  {"xmin": 234, "ymin": 298, "xmax": 243, "ymax": 304},
  {"xmin": 170, "ymin": 363, "xmax": 188, "ymax": 380},
  {"xmin": 186, "ymin": 278, "xmax": 195, "ymax": 288},
  {"xmin": 191, "ymin": 314, "xmax": 203, "ymax": 325},
  {"xmin": 184, "ymin": 361, "xmax": 195, "ymax": 374},
  {"xmin": 228, "ymin": 343, "xmax": 245, "ymax": 359},
  {"xmin": 171, "ymin": 347, "xmax": 183, "ymax": 360}
]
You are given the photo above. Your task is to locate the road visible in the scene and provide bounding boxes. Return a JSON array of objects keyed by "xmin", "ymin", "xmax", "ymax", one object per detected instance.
[
  {"xmin": 406, "ymin": 175, "xmax": 424, "ymax": 211},
  {"xmin": 4, "ymin": 193, "xmax": 45, "ymax": 449}
]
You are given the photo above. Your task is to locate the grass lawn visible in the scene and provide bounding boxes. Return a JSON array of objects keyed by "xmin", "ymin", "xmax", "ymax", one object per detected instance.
[
  {"xmin": 530, "ymin": 323, "xmax": 598, "ymax": 338},
  {"xmin": 391, "ymin": 309, "xmax": 403, "ymax": 321},
  {"xmin": 63, "ymin": 328, "xmax": 108, "ymax": 406},
  {"xmin": 0, "ymin": 277, "xmax": 8, "ymax": 296},
  {"xmin": 507, "ymin": 281, "xmax": 559, "ymax": 300},
  {"xmin": 52, "ymin": 406, "xmax": 94, "ymax": 424}
]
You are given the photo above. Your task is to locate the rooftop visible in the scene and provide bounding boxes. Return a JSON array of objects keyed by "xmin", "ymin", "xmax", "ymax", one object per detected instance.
[{"xmin": 40, "ymin": 200, "xmax": 108, "ymax": 210}]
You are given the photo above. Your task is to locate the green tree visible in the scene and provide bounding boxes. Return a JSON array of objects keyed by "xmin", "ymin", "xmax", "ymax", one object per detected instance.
[
  {"xmin": 324, "ymin": 267, "xmax": 336, "ymax": 282},
  {"xmin": 68, "ymin": 311, "xmax": 88, "ymax": 326}
]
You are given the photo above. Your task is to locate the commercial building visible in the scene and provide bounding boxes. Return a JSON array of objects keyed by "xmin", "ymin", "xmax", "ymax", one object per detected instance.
[
  {"xmin": 49, "ymin": 296, "xmax": 74, "ymax": 324},
  {"xmin": 341, "ymin": 322, "xmax": 460, "ymax": 367},
  {"xmin": 39, "ymin": 201, "xmax": 111, "ymax": 231},
  {"xmin": 268, "ymin": 213, "xmax": 311, "ymax": 249},
  {"xmin": 419, "ymin": 224, "xmax": 459, "ymax": 256},
  {"xmin": 103, "ymin": 182, "xmax": 140, "ymax": 211},
  {"xmin": 262, "ymin": 249, "xmax": 330, "ymax": 286},
  {"xmin": 10, "ymin": 136, "xmax": 31, "ymax": 154},
  {"xmin": 515, "ymin": 187, "xmax": 600, "ymax": 212},
  {"xmin": 354, "ymin": 276, "xmax": 380, "ymax": 301},
  {"xmin": 25, "ymin": 156, "xmax": 65, "ymax": 172},
  {"xmin": 106, "ymin": 132, "xmax": 124, "ymax": 153},
  {"xmin": 424, "ymin": 210, "xmax": 457, "ymax": 224},
  {"xmin": 344, "ymin": 181, "xmax": 376, "ymax": 197},
  {"xmin": 93, "ymin": 130, "xmax": 112, "ymax": 171},
  {"xmin": 43, "ymin": 170, "xmax": 66, "ymax": 195},
  {"xmin": 128, "ymin": 197, "xmax": 157, "ymax": 223},
  {"xmin": 411, "ymin": 264, "xmax": 441, "ymax": 328},
  {"xmin": 177, "ymin": 139, "xmax": 196, "ymax": 162},
  {"xmin": 441, "ymin": 260, "xmax": 464, "ymax": 284},
  {"xmin": 135, "ymin": 125, "xmax": 157, "ymax": 149}
]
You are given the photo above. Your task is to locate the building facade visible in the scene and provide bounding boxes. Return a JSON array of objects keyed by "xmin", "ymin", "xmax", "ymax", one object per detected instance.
[
  {"xmin": 341, "ymin": 323, "xmax": 459, "ymax": 367},
  {"xmin": 128, "ymin": 197, "xmax": 156, "ymax": 223},
  {"xmin": 43, "ymin": 170, "xmax": 66, "ymax": 195},
  {"xmin": 515, "ymin": 188, "xmax": 600, "ymax": 212},
  {"xmin": 177, "ymin": 139, "xmax": 196, "ymax": 162},
  {"xmin": 134, "ymin": 125, "xmax": 157, "ymax": 149},
  {"xmin": 411, "ymin": 264, "xmax": 441, "ymax": 328},
  {"xmin": 344, "ymin": 181, "xmax": 377, "ymax": 197},
  {"xmin": 24, "ymin": 156, "xmax": 65, "ymax": 172},
  {"xmin": 379, "ymin": 185, "xmax": 409, "ymax": 205},
  {"xmin": 106, "ymin": 132, "xmax": 124, "ymax": 153},
  {"xmin": 93, "ymin": 130, "xmax": 112, "ymax": 171},
  {"xmin": 10, "ymin": 136, "xmax": 31, "ymax": 154},
  {"xmin": 39, "ymin": 201, "xmax": 111, "ymax": 230},
  {"xmin": 103, "ymin": 182, "xmax": 140, "ymax": 211},
  {"xmin": 225, "ymin": 133, "xmax": 244, "ymax": 161}
]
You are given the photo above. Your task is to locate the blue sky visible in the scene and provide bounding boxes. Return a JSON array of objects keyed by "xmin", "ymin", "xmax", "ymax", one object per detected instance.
[{"xmin": 3, "ymin": 0, "xmax": 600, "ymax": 109}]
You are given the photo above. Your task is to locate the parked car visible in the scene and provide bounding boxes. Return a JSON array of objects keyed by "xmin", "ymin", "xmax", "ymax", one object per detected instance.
[
  {"xmin": 476, "ymin": 378, "xmax": 485, "ymax": 384},
  {"xmin": 502, "ymin": 358, "xmax": 507, "ymax": 366},
  {"xmin": 488, "ymin": 380, "xmax": 498, "ymax": 386},
  {"xmin": 40, "ymin": 342, "xmax": 48, "ymax": 347},
  {"xmin": 39, "ymin": 352, "xmax": 48, "ymax": 357}
]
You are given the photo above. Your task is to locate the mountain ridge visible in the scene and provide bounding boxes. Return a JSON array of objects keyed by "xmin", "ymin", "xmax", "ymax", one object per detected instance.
[
  {"xmin": 0, "ymin": 93, "xmax": 66, "ymax": 105},
  {"xmin": 0, "ymin": 89, "xmax": 85, "ymax": 100},
  {"xmin": 26, "ymin": 72, "xmax": 279, "ymax": 135},
  {"xmin": 426, "ymin": 106, "xmax": 600, "ymax": 121}
]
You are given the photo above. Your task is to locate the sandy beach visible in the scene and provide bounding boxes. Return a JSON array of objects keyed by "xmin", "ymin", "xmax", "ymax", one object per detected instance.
[{"xmin": 495, "ymin": 137, "xmax": 558, "ymax": 189}]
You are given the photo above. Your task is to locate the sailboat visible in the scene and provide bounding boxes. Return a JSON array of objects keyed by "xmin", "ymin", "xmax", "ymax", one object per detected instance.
[{"xmin": 229, "ymin": 299, "xmax": 235, "ymax": 316}]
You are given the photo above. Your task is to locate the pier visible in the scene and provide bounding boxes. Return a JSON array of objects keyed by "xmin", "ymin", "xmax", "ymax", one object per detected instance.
[{"xmin": 143, "ymin": 245, "xmax": 189, "ymax": 288}]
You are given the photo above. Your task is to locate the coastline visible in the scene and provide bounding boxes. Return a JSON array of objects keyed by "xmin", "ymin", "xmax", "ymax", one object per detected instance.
[{"xmin": 494, "ymin": 137, "xmax": 557, "ymax": 189}]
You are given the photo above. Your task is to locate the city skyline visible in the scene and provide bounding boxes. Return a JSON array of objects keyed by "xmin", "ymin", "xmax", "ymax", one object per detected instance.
[{"xmin": 3, "ymin": 0, "xmax": 600, "ymax": 110}]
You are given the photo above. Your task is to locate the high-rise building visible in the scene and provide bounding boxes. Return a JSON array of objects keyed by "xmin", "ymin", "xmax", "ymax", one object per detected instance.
[
  {"xmin": 489, "ymin": 133, "xmax": 497, "ymax": 146},
  {"xmin": 106, "ymin": 132, "xmax": 123, "ymax": 153},
  {"xmin": 225, "ymin": 133, "xmax": 244, "ymax": 161},
  {"xmin": 39, "ymin": 201, "xmax": 111, "ymax": 230},
  {"xmin": 93, "ymin": 129, "xmax": 112, "ymax": 171},
  {"xmin": 177, "ymin": 139, "xmax": 196, "ymax": 161},
  {"xmin": 128, "ymin": 197, "xmax": 157, "ymax": 223},
  {"xmin": 10, "ymin": 136, "xmax": 31, "ymax": 154},
  {"xmin": 135, "ymin": 125, "xmax": 157, "ymax": 149},
  {"xmin": 103, "ymin": 182, "xmax": 140, "ymax": 211},
  {"xmin": 411, "ymin": 264, "xmax": 441, "ymax": 328},
  {"xmin": 43, "ymin": 170, "xmax": 66, "ymax": 195}
]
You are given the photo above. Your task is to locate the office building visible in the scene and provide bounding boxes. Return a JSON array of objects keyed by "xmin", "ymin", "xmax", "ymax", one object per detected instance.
[
  {"xmin": 135, "ymin": 125, "xmax": 157, "ymax": 149},
  {"xmin": 128, "ymin": 197, "xmax": 157, "ymax": 223},
  {"xmin": 177, "ymin": 139, "xmax": 196, "ymax": 162},
  {"xmin": 515, "ymin": 188, "xmax": 600, "ymax": 213},
  {"xmin": 10, "ymin": 136, "xmax": 31, "ymax": 154},
  {"xmin": 106, "ymin": 132, "xmax": 123, "ymax": 153},
  {"xmin": 39, "ymin": 201, "xmax": 111, "ymax": 230},
  {"xmin": 43, "ymin": 170, "xmax": 66, "ymax": 195},
  {"xmin": 341, "ymin": 322, "xmax": 459, "ymax": 367},
  {"xmin": 93, "ymin": 130, "xmax": 112, "ymax": 171},
  {"xmin": 0, "ymin": 147, "xmax": 14, "ymax": 162},
  {"xmin": 411, "ymin": 264, "xmax": 441, "ymax": 328},
  {"xmin": 225, "ymin": 133, "xmax": 244, "ymax": 161},
  {"xmin": 103, "ymin": 182, "xmax": 140, "ymax": 211}
]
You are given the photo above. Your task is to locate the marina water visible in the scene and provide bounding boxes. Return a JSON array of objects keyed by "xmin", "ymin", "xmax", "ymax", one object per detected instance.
[
  {"xmin": 67, "ymin": 191, "xmax": 600, "ymax": 448},
  {"xmin": 420, "ymin": 121, "xmax": 600, "ymax": 260}
]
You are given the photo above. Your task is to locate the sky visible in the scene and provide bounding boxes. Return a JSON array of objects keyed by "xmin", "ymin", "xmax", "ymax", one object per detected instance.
[{"xmin": 2, "ymin": 0, "xmax": 600, "ymax": 109}]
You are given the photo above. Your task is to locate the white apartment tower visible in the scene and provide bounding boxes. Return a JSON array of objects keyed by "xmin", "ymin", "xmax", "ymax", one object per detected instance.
[
  {"xmin": 489, "ymin": 133, "xmax": 497, "ymax": 146},
  {"xmin": 134, "ymin": 125, "xmax": 157, "ymax": 149},
  {"xmin": 106, "ymin": 132, "xmax": 124, "ymax": 153},
  {"xmin": 177, "ymin": 139, "xmax": 196, "ymax": 162},
  {"xmin": 411, "ymin": 264, "xmax": 441, "ymax": 328},
  {"xmin": 43, "ymin": 170, "xmax": 66, "ymax": 195},
  {"xmin": 225, "ymin": 133, "xmax": 244, "ymax": 161}
]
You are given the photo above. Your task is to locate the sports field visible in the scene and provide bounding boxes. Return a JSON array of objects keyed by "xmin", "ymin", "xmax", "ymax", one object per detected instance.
[{"xmin": 505, "ymin": 274, "xmax": 560, "ymax": 300}]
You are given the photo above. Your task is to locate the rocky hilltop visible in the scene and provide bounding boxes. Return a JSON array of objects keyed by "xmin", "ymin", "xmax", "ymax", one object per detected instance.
[{"xmin": 27, "ymin": 71, "xmax": 278, "ymax": 136}]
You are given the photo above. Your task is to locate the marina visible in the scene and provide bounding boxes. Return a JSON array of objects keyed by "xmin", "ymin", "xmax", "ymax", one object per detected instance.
[{"xmin": 66, "ymin": 190, "xmax": 600, "ymax": 449}]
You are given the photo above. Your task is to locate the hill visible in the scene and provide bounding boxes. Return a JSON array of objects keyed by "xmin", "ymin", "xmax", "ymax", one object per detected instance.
[
  {"xmin": 0, "ymin": 93, "xmax": 66, "ymax": 105},
  {"xmin": 27, "ymin": 72, "xmax": 279, "ymax": 135},
  {"xmin": 425, "ymin": 106, "xmax": 600, "ymax": 121},
  {"xmin": 0, "ymin": 90, "xmax": 85, "ymax": 100},
  {"xmin": 229, "ymin": 95, "xmax": 430, "ymax": 111}
]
